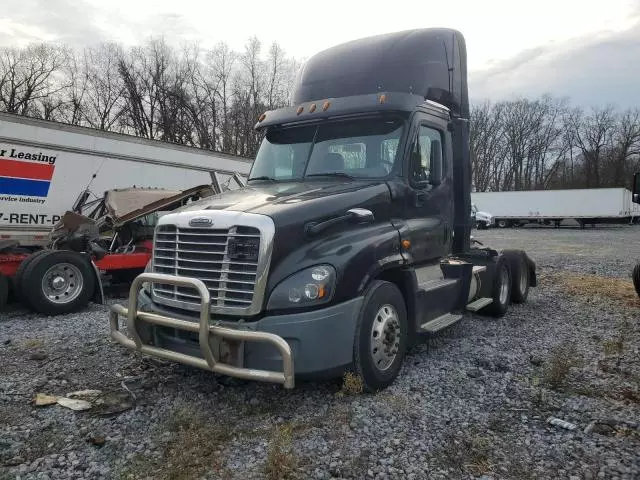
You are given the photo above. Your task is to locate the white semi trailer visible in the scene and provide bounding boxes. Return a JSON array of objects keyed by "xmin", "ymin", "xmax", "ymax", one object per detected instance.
[
  {"xmin": 0, "ymin": 112, "xmax": 253, "ymax": 247},
  {"xmin": 471, "ymin": 188, "xmax": 640, "ymax": 228}
]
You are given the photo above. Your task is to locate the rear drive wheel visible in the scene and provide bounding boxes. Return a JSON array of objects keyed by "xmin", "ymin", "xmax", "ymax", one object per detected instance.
[
  {"xmin": 500, "ymin": 250, "xmax": 530, "ymax": 303},
  {"xmin": 497, "ymin": 219, "xmax": 509, "ymax": 228},
  {"xmin": 481, "ymin": 257, "xmax": 511, "ymax": 317},
  {"xmin": 354, "ymin": 281, "xmax": 408, "ymax": 392},
  {"xmin": 22, "ymin": 250, "xmax": 95, "ymax": 315},
  {"xmin": 633, "ymin": 262, "xmax": 640, "ymax": 298}
]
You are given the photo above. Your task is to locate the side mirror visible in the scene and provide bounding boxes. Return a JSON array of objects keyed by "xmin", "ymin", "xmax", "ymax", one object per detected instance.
[
  {"xmin": 347, "ymin": 208, "xmax": 374, "ymax": 224},
  {"xmin": 633, "ymin": 172, "xmax": 640, "ymax": 204},
  {"xmin": 430, "ymin": 140, "xmax": 443, "ymax": 186}
]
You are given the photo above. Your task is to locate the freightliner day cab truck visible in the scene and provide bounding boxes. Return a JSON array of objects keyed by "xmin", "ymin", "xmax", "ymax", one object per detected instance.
[{"xmin": 110, "ymin": 28, "xmax": 538, "ymax": 391}]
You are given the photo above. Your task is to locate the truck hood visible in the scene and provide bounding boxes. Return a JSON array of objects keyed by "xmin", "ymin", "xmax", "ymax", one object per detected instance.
[
  {"xmin": 178, "ymin": 180, "xmax": 391, "ymax": 220},
  {"xmin": 175, "ymin": 180, "xmax": 393, "ymax": 265}
]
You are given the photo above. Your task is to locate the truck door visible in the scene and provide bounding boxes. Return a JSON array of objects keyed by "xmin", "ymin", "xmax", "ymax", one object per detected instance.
[{"xmin": 403, "ymin": 119, "xmax": 453, "ymax": 264}]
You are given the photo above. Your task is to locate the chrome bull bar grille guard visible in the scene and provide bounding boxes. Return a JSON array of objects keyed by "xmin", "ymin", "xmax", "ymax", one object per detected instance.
[{"xmin": 109, "ymin": 272, "xmax": 294, "ymax": 389}]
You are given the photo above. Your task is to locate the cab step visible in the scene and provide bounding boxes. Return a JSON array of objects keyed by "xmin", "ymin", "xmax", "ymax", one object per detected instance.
[
  {"xmin": 418, "ymin": 278, "xmax": 459, "ymax": 292},
  {"xmin": 466, "ymin": 297, "xmax": 493, "ymax": 312},
  {"xmin": 420, "ymin": 313, "xmax": 463, "ymax": 333}
]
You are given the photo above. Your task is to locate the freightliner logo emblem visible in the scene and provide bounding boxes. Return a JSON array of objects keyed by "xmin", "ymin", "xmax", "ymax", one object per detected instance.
[{"xmin": 188, "ymin": 217, "xmax": 213, "ymax": 227}]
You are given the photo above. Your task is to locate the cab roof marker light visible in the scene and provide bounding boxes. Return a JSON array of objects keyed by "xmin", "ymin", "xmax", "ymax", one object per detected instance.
[
  {"xmin": 322, "ymin": 101, "xmax": 331, "ymax": 111},
  {"xmin": 296, "ymin": 106, "xmax": 304, "ymax": 115},
  {"xmin": 309, "ymin": 103, "xmax": 317, "ymax": 113}
]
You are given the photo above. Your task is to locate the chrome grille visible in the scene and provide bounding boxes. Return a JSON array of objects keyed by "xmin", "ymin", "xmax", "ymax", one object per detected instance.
[{"xmin": 151, "ymin": 224, "xmax": 260, "ymax": 310}]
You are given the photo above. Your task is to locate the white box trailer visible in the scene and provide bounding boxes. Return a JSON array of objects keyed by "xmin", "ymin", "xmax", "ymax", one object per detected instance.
[
  {"xmin": 471, "ymin": 188, "xmax": 640, "ymax": 228},
  {"xmin": 0, "ymin": 112, "xmax": 253, "ymax": 246}
]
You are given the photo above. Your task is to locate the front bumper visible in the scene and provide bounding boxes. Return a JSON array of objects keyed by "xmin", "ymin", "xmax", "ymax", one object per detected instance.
[{"xmin": 109, "ymin": 273, "xmax": 362, "ymax": 389}]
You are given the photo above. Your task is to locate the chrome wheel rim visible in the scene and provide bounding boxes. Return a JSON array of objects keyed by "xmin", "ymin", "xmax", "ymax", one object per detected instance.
[
  {"xmin": 499, "ymin": 268, "xmax": 509, "ymax": 305},
  {"xmin": 370, "ymin": 304, "xmax": 401, "ymax": 372},
  {"xmin": 42, "ymin": 263, "xmax": 83, "ymax": 304}
]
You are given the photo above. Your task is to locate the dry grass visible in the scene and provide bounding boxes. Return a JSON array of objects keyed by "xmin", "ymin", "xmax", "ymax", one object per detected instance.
[
  {"xmin": 339, "ymin": 372, "xmax": 364, "ymax": 395},
  {"xmin": 542, "ymin": 342, "xmax": 579, "ymax": 390},
  {"xmin": 116, "ymin": 405, "xmax": 235, "ymax": 480},
  {"xmin": 21, "ymin": 338, "xmax": 43, "ymax": 349},
  {"xmin": 549, "ymin": 271, "xmax": 640, "ymax": 308},
  {"xmin": 439, "ymin": 431, "xmax": 496, "ymax": 477},
  {"xmin": 264, "ymin": 423, "xmax": 298, "ymax": 480}
]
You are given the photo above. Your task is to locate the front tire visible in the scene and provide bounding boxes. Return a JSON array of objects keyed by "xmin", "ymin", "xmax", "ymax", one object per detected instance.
[
  {"xmin": 633, "ymin": 262, "xmax": 640, "ymax": 298},
  {"xmin": 22, "ymin": 250, "xmax": 95, "ymax": 315},
  {"xmin": 354, "ymin": 281, "xmax": 408, "ymax": 392}
]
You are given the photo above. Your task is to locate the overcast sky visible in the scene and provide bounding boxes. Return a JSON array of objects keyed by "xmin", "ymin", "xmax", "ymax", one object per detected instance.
[{"xmin": 2, "ymin": 0, "xmax": 640, "ymax": 108}]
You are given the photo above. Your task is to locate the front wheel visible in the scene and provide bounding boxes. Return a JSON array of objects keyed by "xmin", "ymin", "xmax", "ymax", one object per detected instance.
[
  {"xmin": 353, "ymin": 281, "xmax": 408, "ymax": 392},
  {"xmin": 633, "ymin": 262, "xmax": 640, "ymax": 298},
  {"xmin": 22, "ymin": 250, "xmax": 95, "ymax": 315}
]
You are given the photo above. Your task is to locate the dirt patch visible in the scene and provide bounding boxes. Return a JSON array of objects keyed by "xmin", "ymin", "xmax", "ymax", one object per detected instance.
[{"xmin": 546, "ymin": 272, "xmax": 640, "ymax": 308}]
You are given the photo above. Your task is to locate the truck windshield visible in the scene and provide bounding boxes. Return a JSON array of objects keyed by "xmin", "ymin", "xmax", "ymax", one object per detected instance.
[{"xmin": 249, "ymin": 116, "xmax": 405, "ymax": 181}]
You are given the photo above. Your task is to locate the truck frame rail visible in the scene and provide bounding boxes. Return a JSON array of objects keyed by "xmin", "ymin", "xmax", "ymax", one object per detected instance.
[{"xmin": 109, "ymin": 273, "xmax": 295, "ymax": 388}]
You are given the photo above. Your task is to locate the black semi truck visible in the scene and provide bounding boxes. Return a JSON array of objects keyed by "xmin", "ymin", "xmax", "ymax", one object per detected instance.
[{"xmin": 110, "ymin": 28, "xmax": 537, "ymax": 391}]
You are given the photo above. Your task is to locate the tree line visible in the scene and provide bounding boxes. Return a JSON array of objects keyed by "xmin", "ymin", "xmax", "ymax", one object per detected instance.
[{"xmin": 1, "ymin": 40, "xmax": 638, "ymax": 191}]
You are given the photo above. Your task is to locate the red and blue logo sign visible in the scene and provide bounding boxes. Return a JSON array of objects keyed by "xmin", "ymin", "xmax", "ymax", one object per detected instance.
[{"xmin": 0, "ymin": 159, "xmax": 54, "ymax": 197}]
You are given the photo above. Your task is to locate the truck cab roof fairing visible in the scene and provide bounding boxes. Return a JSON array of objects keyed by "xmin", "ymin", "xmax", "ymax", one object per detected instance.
[{"xmin": 290, "ymin": 28, "xmax": 469, "ymax": 119}]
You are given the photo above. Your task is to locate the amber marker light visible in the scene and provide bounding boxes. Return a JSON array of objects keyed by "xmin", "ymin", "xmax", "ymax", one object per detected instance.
[
  {"xmin": 379, "ymin": 94, "xmax": 387, "ymax": 104},
  {"xmin": 309, "ymin": 103, "xmax": 317, "ymax": 113},
  {"xmin": 401, "ymin": 239, "xmax": 411, "ymax": 250},
  {"xmin": 296, "ymin": 106, "xmax": 304, "ymax": 115},
  {"xmin": 322, "ymin": 101, "xmax": 331, "ymax": 111},
  {"xmin": 258, "ymin": 113, "xmax": 266, "ymax": 122}
]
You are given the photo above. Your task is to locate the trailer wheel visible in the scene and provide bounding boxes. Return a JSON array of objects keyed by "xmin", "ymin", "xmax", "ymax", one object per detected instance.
[
  {"xmin": 0, "ymin": 274, "xmax": 8, "ymax": 311},
  {"xmin": 22, "ymin": 250, "xmax": 95, "ymax": 315},
  {"xmin": 482, "ymin": 257, "xmax": 511, "ymax": 317},
  {"xmin": 14, "ymin": 249, "xmax": 52, "ymax": 308},
  {"xmin": 500, "ymin": 250, "xmax": 530, "ymax": 303},
  {"xmin": 353, "ymin": 280, "xmax": 408, "ymax": 392},
  {"xmin": 633, "ymin": 262, "xmax": 640, "ymax": 298}
]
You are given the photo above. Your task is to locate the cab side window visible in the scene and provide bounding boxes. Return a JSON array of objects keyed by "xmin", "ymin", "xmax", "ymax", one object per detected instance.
[{"xmin": 409, "ymin": 125, "xmax": 444, "ymax": 187}]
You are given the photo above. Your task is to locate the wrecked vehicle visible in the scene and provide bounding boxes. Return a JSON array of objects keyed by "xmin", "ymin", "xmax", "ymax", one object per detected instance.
[{"xmin": 0, "ymin": 176, "xmax": 246, "ymax": 314}]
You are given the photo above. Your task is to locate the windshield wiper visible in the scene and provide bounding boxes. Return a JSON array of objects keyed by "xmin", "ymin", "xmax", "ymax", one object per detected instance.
[
  {"xmin": 306, "ymin": 172, "xmax": 356, "ymax": 180},
  {"xmin": 248, "ymin": 176, "xmax": 279, "ymax": 182}
]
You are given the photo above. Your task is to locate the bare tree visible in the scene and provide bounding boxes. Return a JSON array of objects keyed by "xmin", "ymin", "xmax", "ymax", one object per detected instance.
[
  {"xmin": 0, "ymin": 43, "xmax": 69, "ymax": 117},
  {"xmin": 568, "ymin": 105, "xmax": 616, "ymax": 188}
]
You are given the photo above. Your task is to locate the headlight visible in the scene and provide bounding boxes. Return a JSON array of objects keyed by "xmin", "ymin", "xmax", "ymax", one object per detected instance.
[
  {"xmin": 142, "ymin": 260, "xmax": 152, "ymax": 294},
  {"xmin": 267, "ymin": 264, "xmax": 336, "ymax": 310}
]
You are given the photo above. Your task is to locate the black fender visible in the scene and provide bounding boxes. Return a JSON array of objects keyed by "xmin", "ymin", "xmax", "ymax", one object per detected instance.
[{"xmin": 264, "ymin": 221, "xmax": 406, "ymax": 309}]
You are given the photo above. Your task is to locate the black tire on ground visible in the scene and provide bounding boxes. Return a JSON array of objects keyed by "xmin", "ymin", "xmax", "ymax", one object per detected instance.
[
  {"xmin": 500, "ymin": 249, "xmax": 530, "ymax": 304},
  {"xmin": 481, "ymin": 256, "xmax": 512, "ymax": 317},
  {"xmin": 496, "ymin": 219, "xmax": 509, "ymax": 228},
  {"xmin": 353, "ymin": 280, "xmax": 408, "ymax": 392},
  {"xmin": 13, "ymin": 249, "xmax": 51, "ymax": 307},
  {"xmin": 476, "ymin": 221, "xmax": 488, "ymax": 230},
  {"xmin": 22, "ymin": 250, "xmax": 95, "ymax": 315},
  {"xmin": 0, "ymin": 274, "xmax": 8, "ymax": 311},
  {"xmin": 633, "ymin": 262, "xmax": 640, "ymax": 298}
]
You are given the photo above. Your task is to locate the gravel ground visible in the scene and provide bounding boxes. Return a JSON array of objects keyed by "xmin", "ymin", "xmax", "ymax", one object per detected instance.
[{"xmin": 1, "ymin": 225, "xmax": 639, "ymax": 480}]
